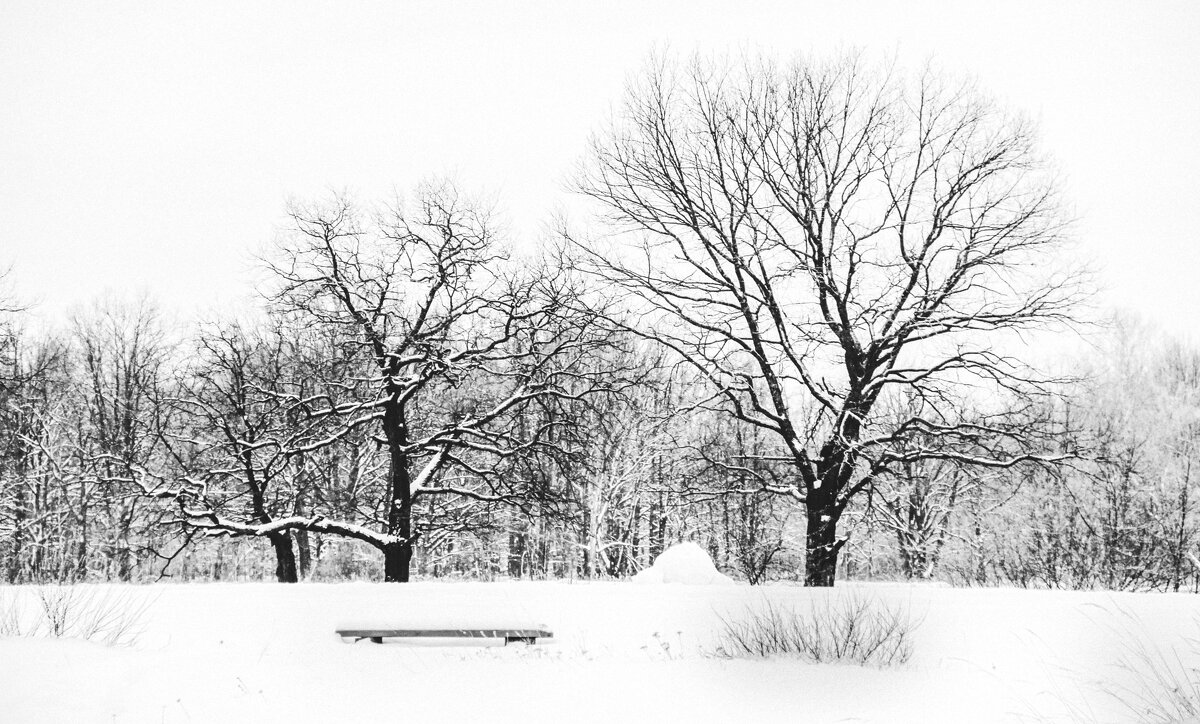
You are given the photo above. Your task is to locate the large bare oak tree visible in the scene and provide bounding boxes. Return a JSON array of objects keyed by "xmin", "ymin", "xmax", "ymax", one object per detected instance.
[{"xmin": 574, "ymin": 54, "xmax": 1083, "ymax": 586}]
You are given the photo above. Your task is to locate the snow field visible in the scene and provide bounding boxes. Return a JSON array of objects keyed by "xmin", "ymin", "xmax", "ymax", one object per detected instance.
[{"xmin": 0, "ymin": 581, "xmax": 1197, "ymax": 723}]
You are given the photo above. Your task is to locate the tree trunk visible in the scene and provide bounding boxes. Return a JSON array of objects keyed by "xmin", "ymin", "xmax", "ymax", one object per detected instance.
[
  {"xmin": 629, "ymin": 499, "xmax": 642, "ymax": 576},
  {"xmin": 647, "ymin": 494, "xmax": 666, "ymax": 564},
  {"xmin": 295, "ymin": 529, "xmax": 312, "ymax": 579},
  {"xmin": 804, "ymin": 505, "xmax": 843, "ymax": 587},
  {"xmin": 508, "ymin": 526, "xmax": 526, "ymax": 578},
  {"xmin": 804, "ymin": 431, "xmax": 858, "ymax": 587},
  {"xmin": 116, "ymin": 526, "xmax": 133, "ymax": 582},
  {"xmin": 383, "ymin": 541, "xmax": 412, "ymax": 583},
  {"xmin": 7, "ymin": 482, "xmax": 26, "ymax": 583},
  {"xmin": 1174, "ymin": 462, "xmax": 1190, "ymax": 592},
  {"xmin": 76, "ymin": 480, "xmax": 90, "ymax": 582},
  {"xmin": 293, "ymin": 466, "xmax": 313, "ymax": 580},
  {"xmin": 382, "ymin": 399, "xmax": 413, "ymax": 583},
  {"xmin": 268, "ymin": 531, "xmax": 299, "ymax": 583},
  {"xmin": 897, "ymin": 530, "xmax": 925, "ymax": 579}
]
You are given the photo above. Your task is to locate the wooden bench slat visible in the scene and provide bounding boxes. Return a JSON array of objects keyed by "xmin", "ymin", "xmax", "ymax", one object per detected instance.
[
  {"xmin": 337, "ymin": 629, "xmax": 551, "ymax": 638},
  {"xmin": 337, "ymin": 628, "xmax": 552, "ymax": 645}
]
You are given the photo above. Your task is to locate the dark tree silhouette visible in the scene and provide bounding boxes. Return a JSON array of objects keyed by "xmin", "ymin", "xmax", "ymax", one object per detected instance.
[{"xmin": 574, "ymin": 54, "xmax": 1083, "ymax": 585}]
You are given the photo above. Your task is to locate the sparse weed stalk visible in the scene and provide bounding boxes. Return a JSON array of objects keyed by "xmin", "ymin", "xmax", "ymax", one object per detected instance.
[
  {"xmin": 1027, "ymin": 605, "xmax": 1200, "ymax": 724},
  {"xmin": 0, "ymin": 585, "xmax": 152, "ymax": 647},
  {"xmin": 715, "ymin": 593, "xmax": 920, "ymax": 667},
  {"xmin": 1105, "ymin": 609, "xmax": 1200, "ymax": 723},
  {"xmin": 647, "ymin": 630, "xmax": 686, "ymax": 660},
  {"xmin": 0, "ymin": 588, "xmax": 34, "ymax": 637}
]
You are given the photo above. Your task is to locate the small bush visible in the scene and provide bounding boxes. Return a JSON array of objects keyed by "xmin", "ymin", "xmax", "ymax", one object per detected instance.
[
  {"xmin": 715, "ymin": 593, "xmax": 919, "ymax": 666},
  {"xmin": 0, "ymin": 586, "xmax": 152, "ymax": 647}
]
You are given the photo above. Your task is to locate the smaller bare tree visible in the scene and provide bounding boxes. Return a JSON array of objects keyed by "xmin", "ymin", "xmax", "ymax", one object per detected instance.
[
  {"xmin": 164, "ymin": 318, "xmax": 321, "ymax": 582},
  {"xmin": 168, "ymin": 184, "xmax": 615, "ymax": 582}
]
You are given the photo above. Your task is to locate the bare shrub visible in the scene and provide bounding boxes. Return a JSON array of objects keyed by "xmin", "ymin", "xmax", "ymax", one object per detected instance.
[
  {"xmin": 0, "ymin": 586, "xmax": 152, "ymax": 647},
  {"xmin": 714, "ymin": 593, "xmax": 919, "ymax": 666}
]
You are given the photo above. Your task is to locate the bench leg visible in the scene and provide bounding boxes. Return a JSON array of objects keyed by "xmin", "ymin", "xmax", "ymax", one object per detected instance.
[
  {"xmin": 505, "ymin": 636, "xmax": 535, "ymax": 646},
  {"xmin": 370, "ymin": 636, "xmax": 383, "ymax": 644}
]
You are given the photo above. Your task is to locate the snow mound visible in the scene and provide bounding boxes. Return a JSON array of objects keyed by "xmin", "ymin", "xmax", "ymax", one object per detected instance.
[{"xmin": 632, "ymin": 542, "xmax": 736, "ymax": 585}]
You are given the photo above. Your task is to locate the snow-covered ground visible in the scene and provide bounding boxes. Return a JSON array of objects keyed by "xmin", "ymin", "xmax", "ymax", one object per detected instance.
[{"xmin": 1, "ymin": 579, "xmax": 1197, "ymax": 723}]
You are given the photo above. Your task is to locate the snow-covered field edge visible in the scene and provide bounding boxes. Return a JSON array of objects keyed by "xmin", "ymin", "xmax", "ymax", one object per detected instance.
[{"xmin": 2, "ymin": 579, "xmax": 1198, "ymax": 723}]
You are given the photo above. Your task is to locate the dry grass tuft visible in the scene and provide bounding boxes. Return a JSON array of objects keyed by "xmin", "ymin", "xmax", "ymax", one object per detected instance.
[{"xmin": 714, "ymin": 592, "xmax": 919, "ymax": 667}]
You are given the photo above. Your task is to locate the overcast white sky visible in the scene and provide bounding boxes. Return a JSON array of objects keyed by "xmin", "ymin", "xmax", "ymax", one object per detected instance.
[{"xmin": 2, "ymin": 1, "xmax": 1198, "ymax": 335}]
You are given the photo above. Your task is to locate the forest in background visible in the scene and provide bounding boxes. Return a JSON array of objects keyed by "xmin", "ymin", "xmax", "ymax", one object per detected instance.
[
  {"xmin": 2, "ymin": 54, "xmax": 1197, "ymax": 591},
  {"xmin": 1, "ymin": 291, "xmax": 1196, "ymax": 591}
]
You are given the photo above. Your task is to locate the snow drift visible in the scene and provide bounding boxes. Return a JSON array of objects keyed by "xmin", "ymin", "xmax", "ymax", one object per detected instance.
[{"xmin": 631, "ymin": 541, "xmax": 736, "ymax": 584}]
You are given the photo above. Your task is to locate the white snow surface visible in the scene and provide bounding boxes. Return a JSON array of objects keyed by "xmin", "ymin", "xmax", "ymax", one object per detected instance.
[
  {"xmin": 1, "ymin": 580, "xmax": 1197, "ymax": 723},
  {"xmin": 631, "ymin": 541, "xmax": 735, "ymax": 585}
]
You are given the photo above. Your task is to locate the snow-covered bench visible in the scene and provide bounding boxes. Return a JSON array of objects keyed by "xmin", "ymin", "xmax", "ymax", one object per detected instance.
[{"xmin": 336, "ymin": 627, "xmax": 552, "ymax": 645}]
